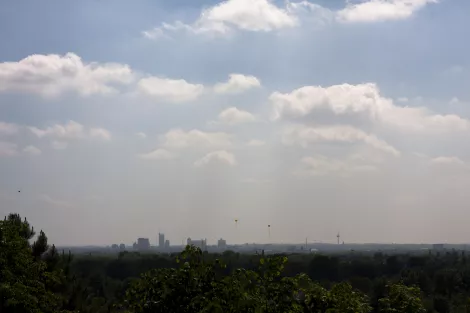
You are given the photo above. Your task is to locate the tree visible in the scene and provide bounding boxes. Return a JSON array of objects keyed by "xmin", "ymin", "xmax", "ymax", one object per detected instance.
[
  {"xmin": 0, "ymin": 213, "xmax": 65, "ymax": 313},
  {"xmin": 124, "ymin": 245, "xmax": 372, "ymax": 313},
  {"xmin": 378, "ymin": 283, "xmax": 426, "ymax": 313},
  {"xmin": 32, "ymin": 230, "xmax": 49, "ymax": 259}
]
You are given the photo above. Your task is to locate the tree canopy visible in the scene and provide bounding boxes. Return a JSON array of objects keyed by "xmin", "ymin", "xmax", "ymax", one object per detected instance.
[{"xmin": 2, "ymin": 212, "xmax": 463, "ymax": 313}]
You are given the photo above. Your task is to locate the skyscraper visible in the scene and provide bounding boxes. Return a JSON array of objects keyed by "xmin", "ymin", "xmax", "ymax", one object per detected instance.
[
  {"xmin": 159, "ymin": 233, "xmax": 165, "ymax": 249},
  {"xmin": 137, "ymin": 238, "xmax": 150, "ymax": 251},
  {"xmin": 218, "ymin": 238, "xmax": 227, "ymax": 250}
]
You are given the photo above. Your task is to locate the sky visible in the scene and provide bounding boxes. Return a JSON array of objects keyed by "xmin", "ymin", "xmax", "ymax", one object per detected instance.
[{"xmin": 1, "ymin": 0, "xmax": 470, "ymax": 246}]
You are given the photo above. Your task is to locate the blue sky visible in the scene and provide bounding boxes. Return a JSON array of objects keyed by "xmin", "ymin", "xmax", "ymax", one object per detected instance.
[{"xmin": 1, "ymin": 0, "xmax": 470, "ymax": 246}]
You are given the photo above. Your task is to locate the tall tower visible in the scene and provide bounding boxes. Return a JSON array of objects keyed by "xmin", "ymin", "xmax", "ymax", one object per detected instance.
[
  {"xmin": 159, "ymin": 233, "xmax": 165, "ymax": 249},
  {"xmin": 337, "ymin": 232, "xmax": 340, "ymax": 245}
]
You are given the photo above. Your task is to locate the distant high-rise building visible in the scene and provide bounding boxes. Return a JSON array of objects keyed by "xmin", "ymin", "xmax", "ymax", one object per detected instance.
[
  {"xmin": 111, "ymin": 244, "xmax": 118, "ymax": 250},
  {"xmin": 187, "ymin": 237, "xmax": 207, "ymax": 251},
  {"xmin": 119, "ymin": 243, "xmax": 126, "ymax": 251},
  {"xmin": 137, "ymin": 238, "xmax": 150, "ymax": 251},
  {"xmin": 159, "ymin": 233, "xmax": 165, "ymax": 249},
  {"xmin": 165, "ymin": 239, "xmax": 170, "ymax": 249},
  {"xmin": 218, "ymin": 238, "xmax": 227, "ymax": 249}
]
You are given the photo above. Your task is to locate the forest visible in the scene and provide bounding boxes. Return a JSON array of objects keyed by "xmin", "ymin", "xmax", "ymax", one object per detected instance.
[{"xmin": 2, "ymin": 213, "xmax": 470, "ymax": 313}]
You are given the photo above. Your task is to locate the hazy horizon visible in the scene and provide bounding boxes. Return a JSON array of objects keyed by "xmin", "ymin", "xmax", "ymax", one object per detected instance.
[{"xmin": 1, "ymin": 0, "xmax": 470, "ymax": 246}]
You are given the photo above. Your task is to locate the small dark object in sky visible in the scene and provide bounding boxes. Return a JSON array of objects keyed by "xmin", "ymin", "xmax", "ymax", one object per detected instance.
[{"xmin": 18, "ymin": 190, "xmax": 20, "ymax": 193}]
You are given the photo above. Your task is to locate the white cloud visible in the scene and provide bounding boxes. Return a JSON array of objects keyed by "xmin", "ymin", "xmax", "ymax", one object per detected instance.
[
  {"xmin": 145, "ymin": 0, "xmax": 298, "ymax": 37},
  {"xmin": 0, "ymin": 53, "xmax": 134, "ymax": 97},
  {"xmin": 161, "ymin": 129, "xmax": 232, "ymax": 150},
  {"xmin": 138, "ymin": 149, "xmax": 176, "ymax": 160},
  {"xmin": 29, "ymin": 121, "xmax": 111, "ymax": 141},
  {"xmin": 282, "ymin": 124, "xmax": 400, "ymax": 156},
  {"xmin": 137, "ymin": 76, "xmax": 204, "ymax": 103},
  {"xmin": 39, "ymin": 194, "xmax": 75, "ymax": 209},
  {"xmin": 296, "ymin": 155, "xmax": 378, "ymax": 177},
  {"xmin": 429, "ymin": 156, "xmax": 469, "ymax": 168},
  {"xmin": 23, "ymin": 145, "xmax": 42, "ymax": 156},
  {"xmin": 0, "ymin": 141, "xmax": 18, "ymax": 157},
  {"xmin": 214, "ymin": 74, "xmax": 261, "ymax": 94},
  {"xmin": 286, "ymin": 1, "xmax": 335, "ymax": 26},
  {"xmin": 271, "ymin": 83, "xmax": 469, "ymax": 134},
  {"xmin": 30, "ymin": 120, "xmax": 85, "ymax": 139},
  {"xmin": 0, "ymin": 122, "xmax": 19, "ymax": 136},
  {"xmin": 336, "ymin": 0, "xmax": 437, "ymax": 23},
  {"xmin": 136, "ymin": 132, "xmax": 147, "ymax": 139},
  {"xmin": 194, "ymin": 150, "xmax": 237, "ymax": 167},
  {"xmin": 89, "ymin": 128, "xmax": 112, "ymax": 141},
  {"xmin": 51, "ymin": 141, "xmax": 68, "ymax": 150},
  {"xmin": 199, "ymin": 0, "xmax": 297, "ymax": 32},
  {"xmin": 247, "ymin": 139, "xmax": 266, "ymax": 147},
  {"xmin": 146, "ymin": 0, "xmax": 437, "ymax": 39},
  {"xmin": 142, "ymin": 27, "xmax": 168, "ymax": 40},
  {"xmin": 217, "ymin": 107, "xmax": 256, "ymax": 125},
  {"xmin": 397, "ymin": 97, "xmax": 409, "ymax": 103}
]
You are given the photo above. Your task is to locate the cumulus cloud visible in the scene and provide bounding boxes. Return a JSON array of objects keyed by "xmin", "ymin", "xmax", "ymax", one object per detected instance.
[
  {"xmin": 89, "ymin": 128, "xmax": 112, "ymax": 141},
  {"xmin": 137, "ymin": 76, "xmax": 204, "ymax": 103},
  {"xmin": 429, "ymin": 156, "xmax": 469, "ymax": 168},
  {"xmin": 296, "ymin": 154, "xmax": 378, "ymax": 177},
  {"xmin": 214, "ymin": 74, "xmax": 261, "ymax": 94},
  {"xmin": 29, "ymin": 121, "xmax": 111, "ymax": 141},
  {"xmin": 336, "ymin": 0, "xmax": 437, "ymax": 23},
  {"xmin": 51, "ymin": 141, "xmax": 68, "ymax": 150},
  {"xmin": 29, "ymin": 120, "xmax": 85, "ymax": 139},
  {"xmin": 0, "ymin": 53, "xmax": 134, "ymax": 97},
  {"xmin": 142, "ymin": 28, "xmax": 168, "ymax": 40},
  {"xmin": 144, "ymin": 0, "xmax": 436, "ymax": 40},
  {"xmin": 0, "ymin": 141, "xmax": 18, "ymax": 157},
  {"xmin": 194, "ymin": 150, "xmax": 237, "ymax": 167},
  {"xmin": 144, "ymin": 0, "xmax": 298, "ymax": 38},
  {"xmin": 0, "ymin": 122, "xmax": 19, "ymax": 136},
  {"xmin": 282, "ymin": 124, "xmax": 400, "ymax": 156},
  {"xmin": 23, "ymin": 145, "xmax": 42, "ymax": 156},
  {"xmin": 136, "ymin": 132, "xmax": 147, "ymax": 139},
  {"xmin": 271, "ymin": 83, "xmax": 469, "ymax": 134},
  {"xmin": 161, "ymin": 129, "xmax": 232, "ymax": 150},
  {"xmin": 216, "ymin": 107, "xmax": 256, "ymax": 126},
  {"xmin": 138, "ymin": 149, "xmax": 176, "ymax": 160}
]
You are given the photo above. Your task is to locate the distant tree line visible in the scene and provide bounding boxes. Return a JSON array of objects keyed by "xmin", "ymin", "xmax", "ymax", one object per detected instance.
[{"xmin": 2, "ymin": 213, "xmax": 470, "ymax": 312}]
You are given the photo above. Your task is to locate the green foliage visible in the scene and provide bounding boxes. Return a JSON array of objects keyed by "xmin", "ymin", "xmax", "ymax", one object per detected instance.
[
  {"xmin": 123, "ymin": 246, "xmax": 373, "ymax": 313},
  {"xmin": 0, "ymin": 213, "xmax": 62, "ymax": 313},
  {"xmin": 0, "ymin": 212, "xmax": 463, "ymax": 313},
  {"xmin": 378, "ymin": 284, "xmax": 426, "ymax": 313}
]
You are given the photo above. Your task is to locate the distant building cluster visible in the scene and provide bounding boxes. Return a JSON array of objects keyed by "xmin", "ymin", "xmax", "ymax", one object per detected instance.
[
  {"xmin": 187, "ymin": 238, "xmax": 207, "ymax": 251},
  {"xmin": 110, "ymin": 233, "xmax": 231, "ymax": 253}
]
